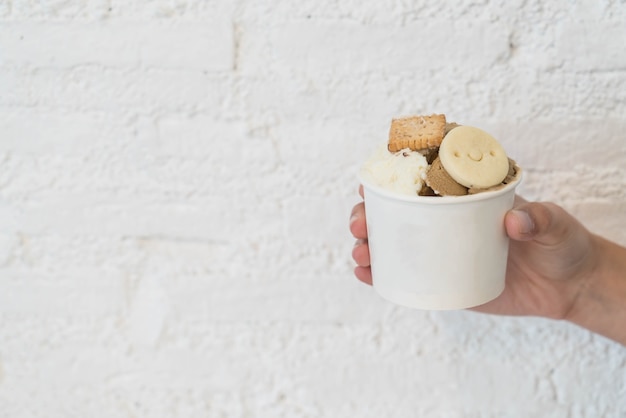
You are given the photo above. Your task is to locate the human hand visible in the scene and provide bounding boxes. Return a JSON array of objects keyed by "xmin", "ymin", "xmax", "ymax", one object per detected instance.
[
  {"xmin": 349, "ymin": 188, "xmax": 598, "ymax": 320},
  {"xmin": 349, "ymin": 186, "xmax": 373, "ymax": 286},
  {"xmin": 470, "ymin": 195, "xmax": 597, "ymax": 319}
]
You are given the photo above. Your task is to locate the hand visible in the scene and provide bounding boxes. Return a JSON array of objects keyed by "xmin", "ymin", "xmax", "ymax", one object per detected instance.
[
  {"xmin": 349, "ymin": 188, "xmax": 598, "ymax": 320},
  {"xmin": 471, "ymin": 195, "xmax": 598, "ymax": 319},
  {"xmin": 349, "ymin": 186, "xmax": 373, "ymax": 286}
]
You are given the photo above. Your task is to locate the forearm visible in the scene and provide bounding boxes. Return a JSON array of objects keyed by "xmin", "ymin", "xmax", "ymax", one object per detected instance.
[{"xmin": 566, "ymin": 235, "xmax": 626, "ymax": 345}]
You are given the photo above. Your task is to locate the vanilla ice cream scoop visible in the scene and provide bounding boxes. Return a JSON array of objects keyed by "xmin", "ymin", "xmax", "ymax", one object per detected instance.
[{"xmin": 360, "ymin": 146, "xmax": 429, "ymax": 196}]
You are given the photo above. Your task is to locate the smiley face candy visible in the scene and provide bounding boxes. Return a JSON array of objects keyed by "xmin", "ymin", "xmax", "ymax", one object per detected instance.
[{"xmin": 438, "ymin": 126, "xmax": 510, "ymax": 189}]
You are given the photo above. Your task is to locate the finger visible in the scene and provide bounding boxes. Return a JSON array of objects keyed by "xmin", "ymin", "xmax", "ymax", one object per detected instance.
[
  {"xmin": 349, "ymin": 202, "xmax": 368, "ymax": 239},
  {"xmin": 505, "ymin": 201, "xmax": 580, "ymax": 246},
  {"xmin": 358, "ymin": 184, "xmax": 364, "ymax": 198},
  {"xmin": 354, "ymin": 266, "xmax": 373, "ymax": 285},
  {"xmin": 504, "ymin": 207, "xmax": 535, "ymax": 241},
  {"xmin": 503, "ymin": 195, "xmax": 529, "ymax": 239},
  {"xmin": 352, "ymin": 238, "xmax": 370, "ymax": 267}
]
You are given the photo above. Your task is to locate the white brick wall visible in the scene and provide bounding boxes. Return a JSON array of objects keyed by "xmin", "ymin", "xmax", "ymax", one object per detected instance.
[
  {"xmin": 1, "ymin": 20, "xmax": 233, "ymax": 69},
  {"xmin": 1, "ymin": 0, "xmax": 625, "ymax": 417}
]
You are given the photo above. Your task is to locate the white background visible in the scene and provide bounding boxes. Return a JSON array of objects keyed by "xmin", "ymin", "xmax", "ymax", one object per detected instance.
[{"xmin": 1, "ymin": 0, "xmax": 625, "ymax": 417}]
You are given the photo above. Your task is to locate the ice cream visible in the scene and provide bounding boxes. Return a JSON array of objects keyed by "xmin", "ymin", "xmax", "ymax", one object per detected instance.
[
  {"xmin": 361, "ymin": 114, "xmax": 520, "ymax": 197},
  {"xmin": 358, "ymin": 114, "xmax": 523, "ymax": 310},
  {"xmin": 360, "ymin": 145, "xmax": 429, "ymax": 196}
]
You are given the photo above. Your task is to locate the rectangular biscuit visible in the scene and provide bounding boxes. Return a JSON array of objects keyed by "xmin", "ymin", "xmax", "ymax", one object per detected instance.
[{"xmin": 388, "ymin": 114, "xmax": 447, "ymax": 152}]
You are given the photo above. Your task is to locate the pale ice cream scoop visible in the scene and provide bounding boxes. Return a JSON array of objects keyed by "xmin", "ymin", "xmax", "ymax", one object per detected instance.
[{"xmin": 360, "ymin": 145, "xmax": 429, "ymax": 196}]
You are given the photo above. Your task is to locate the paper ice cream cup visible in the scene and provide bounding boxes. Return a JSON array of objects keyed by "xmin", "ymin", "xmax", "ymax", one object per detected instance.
[{"xmin": 359, "ymin": 171, "xmax": 522, "ymax": 310}]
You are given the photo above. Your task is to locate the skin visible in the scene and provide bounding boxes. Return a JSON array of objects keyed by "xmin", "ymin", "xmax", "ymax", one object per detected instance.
[{"xmin": 350, "ymin": 186, "xmax": 626, "ymax": 345}]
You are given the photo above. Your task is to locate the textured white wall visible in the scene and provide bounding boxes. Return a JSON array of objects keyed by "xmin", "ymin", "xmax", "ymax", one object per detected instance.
[{"xmin": 1, "ymin": 0, "xmax": 625, "ymax": 417}]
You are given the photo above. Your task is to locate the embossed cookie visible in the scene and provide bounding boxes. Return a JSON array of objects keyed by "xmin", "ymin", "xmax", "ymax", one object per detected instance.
[
  {"xmin": 388, "ymin": 114, "xmax": 446, "ymax": 152},
  {"xmin": 468, "ymin": 159, "xmax": 520, "ymax": 194},
  {"xmin": 438, "ymin": 126, "xmax": 509, "ymax": 189}
]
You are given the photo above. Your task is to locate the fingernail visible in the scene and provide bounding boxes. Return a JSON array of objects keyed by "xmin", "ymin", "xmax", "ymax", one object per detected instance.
[{"xmin": 512, "ymin": 209, "xmax": 534, "ymax": 235}]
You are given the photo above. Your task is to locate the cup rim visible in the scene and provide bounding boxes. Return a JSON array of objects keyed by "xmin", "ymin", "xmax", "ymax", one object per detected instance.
[{"xmin": 359, "ymin": 168, "xmax": 523, "ymax": 205}]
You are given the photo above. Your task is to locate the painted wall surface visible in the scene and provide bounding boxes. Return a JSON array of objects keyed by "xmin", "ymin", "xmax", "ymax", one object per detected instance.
[{"xmin": 1, "ymin": 1, "xmax": 625, "ymax": 417}]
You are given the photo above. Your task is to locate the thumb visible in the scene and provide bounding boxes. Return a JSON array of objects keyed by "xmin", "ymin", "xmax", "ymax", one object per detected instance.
[{"xmin": 505, "ymin": 202, "xmax": 576, "ymax": 246}]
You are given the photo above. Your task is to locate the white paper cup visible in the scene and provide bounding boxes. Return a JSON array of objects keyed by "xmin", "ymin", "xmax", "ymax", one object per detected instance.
[{"xmin": 359, "ymin": 171, "xmax": 522, "ymax": 310}]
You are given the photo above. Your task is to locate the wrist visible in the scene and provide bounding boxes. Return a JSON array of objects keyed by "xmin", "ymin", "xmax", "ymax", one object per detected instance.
[{"xmin": 565, "ymin": 235, "xmax": 626, "ymax": 345}]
